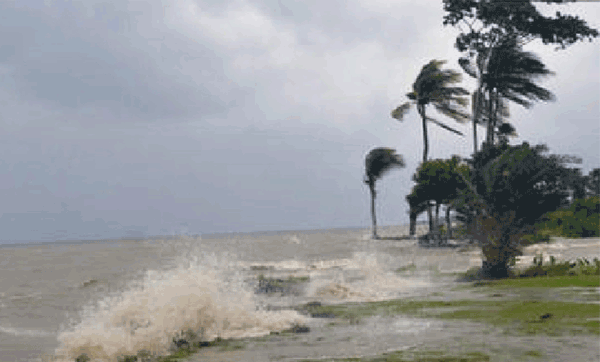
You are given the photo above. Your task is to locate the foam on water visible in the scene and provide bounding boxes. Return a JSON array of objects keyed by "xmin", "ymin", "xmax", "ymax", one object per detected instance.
[
  {"xmin": 51, "ymin": 247, "xmax": 305, "ymax": 362},
  {"xmin": 0, "ymin": 325, "xmax": 53, "ymax": 337}
]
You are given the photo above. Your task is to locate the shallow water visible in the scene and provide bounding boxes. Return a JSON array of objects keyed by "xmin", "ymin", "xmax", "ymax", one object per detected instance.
[{"xmin": 1, "ymin": 225, "xmax": 597, "ymax": 362}]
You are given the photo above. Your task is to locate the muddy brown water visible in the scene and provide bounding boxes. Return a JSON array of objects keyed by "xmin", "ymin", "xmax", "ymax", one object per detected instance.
[{"xmin": 0, "ymin": 225, "xmax": 598, "ymax": 362}]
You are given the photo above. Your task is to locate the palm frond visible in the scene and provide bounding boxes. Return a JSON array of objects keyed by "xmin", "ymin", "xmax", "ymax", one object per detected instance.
[
  {"xmin": 433, "ymin": 102, "xmax": 470, "ymax": 124},
  {"xmin": 426, "ymin": 116, "xmax": 465, "ymax": 136},
  {"xmin": 365, "ymin": 148, "xmax": 406, "ymax": 183},
  {"xmin": 483, "ymin": 35, "xmax": 555, "ymax": 108},
  {"xmin": 391, "ymin": 102, "xmax": 412, "ymax": 121}
]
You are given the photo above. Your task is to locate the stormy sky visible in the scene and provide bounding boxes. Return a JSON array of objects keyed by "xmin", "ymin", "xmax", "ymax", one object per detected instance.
[{"xmin": 1, "ymin": 0, "xmax": 598, "ymax": 242}]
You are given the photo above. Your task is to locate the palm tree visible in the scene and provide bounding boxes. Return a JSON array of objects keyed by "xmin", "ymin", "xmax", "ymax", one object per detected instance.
[
  {"xmin": 461, "ymin": 35, "xmax": 555, "ymax": 150},
  {"xmin": 391, "ymin": 59, "xmax": 469, "ymax": 233},
  {"xmin": 364, "ymin": 148, "xmax": 405, "ymax": 239}
]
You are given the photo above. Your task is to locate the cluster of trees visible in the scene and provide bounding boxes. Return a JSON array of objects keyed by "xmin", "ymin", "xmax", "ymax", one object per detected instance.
[{"xmin": 364, "ymin": 0, "xmax": 598, "ymax": 278}]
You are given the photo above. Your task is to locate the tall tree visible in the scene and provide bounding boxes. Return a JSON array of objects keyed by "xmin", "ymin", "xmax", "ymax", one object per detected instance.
[
  {"xmin": 483, "ymin": 36, "xmax": 555, "ymax": 146},
  {"xmin": 391, "ymin": 59, "xmax": 469, "ymax": 233},
  {"xmin": 364, "ymin": 148, "xmax": 405, "ymax": 239},
  {"xmin": 459, "ymin": 35, "xmax": 554, "ymax": 149},
  {"xmin": 446, "ymin": 0, "xmax": 597, "ymax": 151}
]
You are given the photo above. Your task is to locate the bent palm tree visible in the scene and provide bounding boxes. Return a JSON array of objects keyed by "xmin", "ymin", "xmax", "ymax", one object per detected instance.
[
  {"xmin": 461, "ymin": 36, "xmax": 555, "ymax": 149},
  {"xmin": 391, "ymin": 59, "xmax": 469, "ymax": 233},
  {"xmin": 364, "ymin": 148, "xmax": 405, "ymax": 239}
]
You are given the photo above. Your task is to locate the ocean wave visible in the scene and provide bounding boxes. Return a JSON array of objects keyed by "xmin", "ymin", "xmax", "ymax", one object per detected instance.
[{"xmin": 52, "ymin": 250, "xmax": 306, "ymax": 362}]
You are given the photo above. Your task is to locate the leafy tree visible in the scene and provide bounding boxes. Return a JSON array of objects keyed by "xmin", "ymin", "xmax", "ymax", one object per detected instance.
[
  {"xmin": 455, "ymin": 142, "xmax": 572, "ymax": 278},
  {"xmin": 391, "ymin": 60, "xmax": 469, "ymax": 232},
  {"xmin": 364, "ymin": 148, "xmax": 405, "ymax": 239},
  {"xmin": 588, "ymin": 168, "xmax": 600, "ymax": 197},
  {"xmin": 443, "ymin": 0, "xmax": 599, "ymax": 53},
  {"xmin": 528, "ymin": 196, "xmax": 600, "ymax": 242},
  {"xmin": 406, "ymin": 156, "xmax": 470, "ymax": 237},
  {"xmin": 446, "ymin": 0, "xmax": 597, "ymax": 151}
]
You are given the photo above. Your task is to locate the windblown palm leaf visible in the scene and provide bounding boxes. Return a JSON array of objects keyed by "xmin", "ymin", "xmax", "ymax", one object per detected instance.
[
  {"xmin": 365, "ymin": 148, "xmax": 405, "ymax": 186},
  {"xmin": 391, "ymin": 59, "xmax": 470, "ymax": 138},
  {"xmin": 461, "ymin": 35, "xmax": 554, "ymax": 148},
  {"xmin": 484, "ymin": 36, "xmax": 555, "ymax": 108}
]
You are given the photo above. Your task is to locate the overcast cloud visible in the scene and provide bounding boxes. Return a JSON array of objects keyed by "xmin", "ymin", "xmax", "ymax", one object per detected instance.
[{"xmin": 0, "ymin": 0, "xmax": 598, "ymax": 241}]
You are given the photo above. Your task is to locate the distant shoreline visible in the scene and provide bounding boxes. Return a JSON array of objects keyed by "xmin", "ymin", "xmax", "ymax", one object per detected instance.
[{"xmin": 0, "ymin": 223, "xmax": 418, "ymax": 248}]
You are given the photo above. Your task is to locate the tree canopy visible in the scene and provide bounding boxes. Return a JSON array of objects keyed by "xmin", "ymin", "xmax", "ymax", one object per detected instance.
[
  {"xmin": 443, "ymin": 0, "xmax": 599, "ymax": 52},
  {"xmin": 454, "ymin": 142, "xmax": 579, "ymax": 277}
]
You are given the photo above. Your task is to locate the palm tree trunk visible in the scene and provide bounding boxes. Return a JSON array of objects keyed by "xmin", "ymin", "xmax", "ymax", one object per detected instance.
[
  {"xmin": 472, "ymin": 84, "xmax": 483, "ymax": 155},
  {"xmin": 473, "ymin": 111, "xmax": 478, "ymax": 154},
  {"xmin": 427, "ymin": 202, "xmax": 434, "ymax": 233},
  {"xmin": 418, "ymin": 104, "xmax": 433, "ymax": 233},
  {"xmin": 446, "ymin": 205, "xmax": 452, "ymax": 238},
  {"xmin": 419, "ymin": 104, "xmax": 429, "ymax": 163},
  {"xmin": 486, "ymin": 89, "xmax": 497, "ymax": 147},
  {"xmin": 435, "ymin": 202, "xmax": 440, "ymax": 232},
  {"xmin": 409, "ymin": 208, "xmax": 416, "ymax": 237},
  {"xmin": 369, "ymin": 183, "xmax": 377, "ymax": 239}
]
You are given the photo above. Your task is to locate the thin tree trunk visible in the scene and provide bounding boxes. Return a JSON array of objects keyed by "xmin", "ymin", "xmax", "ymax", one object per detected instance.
[
  {"xmin": 435, "ymin": 202, "xmax": 440, "ymax": 232},
  {"xmin": 418, "ymin": 104, "xmax": 429, "ymax": 163},
  {"xmin": 472, "ymin": 85, "xmax": 482, "ymax": 155},
  {"xmin": 369, "ymin": 183, "xmax": 377, "ymax": 239},
  {"xmin": 486, "ymin": 89, "xmax": 497, "ymax": 147},
  {"xmin": 427, "ymin": 202, "xmax": 434, "ymax": 233},
  {"xmin": 446, "ymin": 205, "xmax": 452, "ymax": 238},
  {"xmin": 418, "ymin": 104, "xmax": 433, "ymax": 233},
  {"xmin": 473, "ymin": 110, "xmax": 478, "ymax": 154},
  {"xmin": 409, "ymin": 208, "xmax": 416, "ymax": 237}
]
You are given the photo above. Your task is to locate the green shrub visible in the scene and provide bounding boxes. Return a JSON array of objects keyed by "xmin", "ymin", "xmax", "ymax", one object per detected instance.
[
  {"xmin": 519, "ymin": 254, "xmax": 600, "ymax": 277},
  {"xmin": 522, "ymin": 196, "xmax": 599, "ymax": 242}
]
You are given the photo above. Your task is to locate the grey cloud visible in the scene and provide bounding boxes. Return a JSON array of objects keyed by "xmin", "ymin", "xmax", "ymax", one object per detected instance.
[{"xmin": 1, "ymin": 1, "xmax": 236, "ymax": 121}]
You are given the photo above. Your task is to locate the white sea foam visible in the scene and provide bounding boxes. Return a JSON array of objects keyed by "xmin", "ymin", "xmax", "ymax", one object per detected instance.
[
  {"xmin": 0, "ymin": 325, "xmax": 53, "ymax": 337},
  {"xmin": 52, "ymin": 249, "xmax": 305, "ymax": 362}
]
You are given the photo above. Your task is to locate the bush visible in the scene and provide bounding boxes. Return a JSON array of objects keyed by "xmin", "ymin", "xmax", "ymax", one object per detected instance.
[
  {"xmin": 524, "ymin": 196, "xmax": 600, "ymax": 241},
  {"xmin": 519, "ymin": 254, "xmax": 600, "ymax": 277},
  {"xmin": 455, "ymin": 142, "xmax": 572, "ymax": 278}
]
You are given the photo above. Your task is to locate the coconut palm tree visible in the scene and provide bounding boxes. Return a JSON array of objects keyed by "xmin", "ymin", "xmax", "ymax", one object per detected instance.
[
  {"xmin": 364, "ymin": 148, "xmax": 405, "ymax": 239},
  {"xmin": 391, "ymin": 59, "xmax": 469, "ymax": 233},
  {"xmin": 460, "ymin": 35, "xmax": 555, "ymax": 150}
]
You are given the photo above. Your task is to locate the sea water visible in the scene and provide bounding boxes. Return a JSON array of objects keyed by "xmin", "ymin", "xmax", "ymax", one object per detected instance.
[{"xmin": 2, "ymin": 225, "xmax": 595, "ymax": 362}]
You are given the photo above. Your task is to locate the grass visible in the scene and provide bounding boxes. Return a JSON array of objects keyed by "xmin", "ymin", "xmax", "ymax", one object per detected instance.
[
  {"xmin": 472, "ymin": 275, "xmax": 599, "ymax": 288},
  {"xmin": 395, "ymin": 263, "xmax": 417, "ymax": 273},
  {"xmin": 437, "ymin": 300, "xmax": 599, "ymax": 336},
  {"xmin": 296, "ymin": 298, "xmax": 600, "ymax": 336},
  {"xmin": 298, "ymin": 350, "xmax": 490, "ymax": 362},
  {"xmin": 95, "ymin": 337, "xmax": 249, "ymax": 362},
  {"xmin": 461, "ymin": 256, "xmax": 600, "ymax": 284},
  {"xmin": 523, "ymin": 350, "xmax": 543, "ymax": 358}
]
